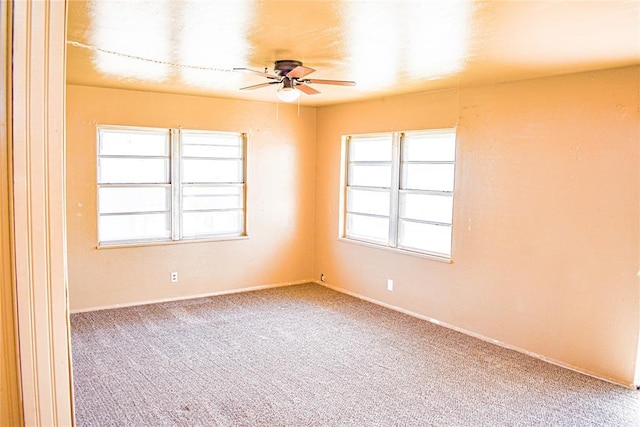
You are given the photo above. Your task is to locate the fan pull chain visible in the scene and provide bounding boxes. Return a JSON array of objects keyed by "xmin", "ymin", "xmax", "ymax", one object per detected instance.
[{"xmin": 66, "ymin": 40, "xmax": 236, "ymax": 73}]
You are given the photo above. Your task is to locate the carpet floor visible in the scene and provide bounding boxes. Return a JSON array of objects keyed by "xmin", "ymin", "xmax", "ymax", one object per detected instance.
[{"xmin": 70, "ymin": 283, "xmax": 640, "ymax": 426}]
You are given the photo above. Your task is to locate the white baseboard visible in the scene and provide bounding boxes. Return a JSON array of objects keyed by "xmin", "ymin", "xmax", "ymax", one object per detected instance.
[
  {"xmin": 316, "ymin": 281, "xmax": 637, "ymax": 390},
  {"xmin": 70, "ymin": 279, "xmax": 313, "ymax": 314}
]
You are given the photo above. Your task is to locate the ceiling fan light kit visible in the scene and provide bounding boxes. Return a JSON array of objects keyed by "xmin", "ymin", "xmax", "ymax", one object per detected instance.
[
  {"xmin": 236, "ymin": 60, "xmax": 356, "ymax": 103},
  {"xmin": 277, "ymin": 87, "xmax": 301, "ymax": 103}
]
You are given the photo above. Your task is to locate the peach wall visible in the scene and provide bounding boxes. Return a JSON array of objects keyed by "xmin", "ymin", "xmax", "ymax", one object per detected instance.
[
  {"xmin": 66, "ymin": 85, "xmax": 316, "ymax": 310},
  {"xmin": 315, "ymin": 66, "xmax": 640, "ymax": 385}
]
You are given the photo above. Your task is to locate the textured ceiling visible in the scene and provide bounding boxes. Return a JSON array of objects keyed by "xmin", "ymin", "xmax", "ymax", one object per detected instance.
[{"xmin": 66, "ymin": 0, "xmax": 640, "ymax": 106}]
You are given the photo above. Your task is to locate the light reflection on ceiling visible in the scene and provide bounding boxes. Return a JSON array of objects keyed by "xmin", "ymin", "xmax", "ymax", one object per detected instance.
[
  {"xmin": 176, "ymin": 0, "xmax": 254, "ymax": 89},
  {"xmin": 89, "ymin": 0, "xmax": 172, "ymax": 81},
  {"xmin": 66, "ymin": 1, "xmax": 640, "ymax": 106},
  {"xmin": 344, "ymin": 1, "xmax": 399, "ymax": 89},
  {"xmin": 344, "ymin": 1, "xmax": 472, "ymax": 89},
  {"xmin": 402, "ymin": 1, "xmax": 471, "ymax": 81}
]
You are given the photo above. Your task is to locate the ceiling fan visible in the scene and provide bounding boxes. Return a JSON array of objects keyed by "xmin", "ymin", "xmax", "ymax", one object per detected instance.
[{"xmin": 234, "ymin": 60, "xmax": 356, "ymax": 102}]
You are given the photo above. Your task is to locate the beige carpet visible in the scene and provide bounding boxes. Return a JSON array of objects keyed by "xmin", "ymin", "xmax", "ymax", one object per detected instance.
[{"xmin": 71, "ymin": 283, "xmax": 639, "ymax": 426}]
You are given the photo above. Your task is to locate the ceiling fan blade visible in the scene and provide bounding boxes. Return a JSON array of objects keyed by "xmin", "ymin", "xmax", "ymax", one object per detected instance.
[
  {"xmin": 239, "ymin": 82, "xmax": 278, "ymax": 91},
  {"xmin": 287, "ymin": 65, "xmax": 315, "ymax": 79},
  {"xmin": 234, "ymin": 67, "xmax": 279, "ymax": 80},
  {"xmin": 304, "ymin": 78, "xmax": 356, "ymax": 86},
  {"xmin": 297, "ymin": 83, "xmax": 321, "ymax": 95}
]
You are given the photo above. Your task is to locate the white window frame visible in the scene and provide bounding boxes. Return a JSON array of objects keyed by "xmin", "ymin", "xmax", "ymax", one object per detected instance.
[
  {"xmin": 340, "ymin": 128, "xmax": 456, "ymax": 260},
  {"xmin": 97, "ymin": 125, "xmax": 247, "ymax": 247}
]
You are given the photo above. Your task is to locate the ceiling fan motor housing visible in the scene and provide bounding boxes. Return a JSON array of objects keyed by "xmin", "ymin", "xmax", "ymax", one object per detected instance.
[
  {"xmin": 274, "ymin": 60, "xmax": 303, "ymax": 76},
  {"xmin": 237, "ymin": 60, "xmax": 354, "ymax": 96}
]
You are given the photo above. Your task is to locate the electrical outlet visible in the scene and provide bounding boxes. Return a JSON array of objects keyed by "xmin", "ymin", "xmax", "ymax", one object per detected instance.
[
  {"xmin": 320, "ymin": 273, "xmax": 326, "ymax": 282},
  {"xmin": 171, "ymin": 272, "xmax": 178, "ymax": 283},
  {"xmin": 387, "ymin": 279, "xmax": 393, "ymax": 291}
]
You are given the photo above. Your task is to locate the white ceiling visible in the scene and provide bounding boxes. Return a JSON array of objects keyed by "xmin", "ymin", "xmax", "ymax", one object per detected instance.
[{"xmin": 66, "ymin": 0, "xmax": 640, "ymax": 106}]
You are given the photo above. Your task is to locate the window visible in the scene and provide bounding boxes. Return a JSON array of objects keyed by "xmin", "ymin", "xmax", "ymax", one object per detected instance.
[
  {"xmin": 97, "ymin": 126, "xmax": 245, "ymax": 246},
  {"xmin": 342, "ymin": 129, "xmax": 456, "ymax": 258}
]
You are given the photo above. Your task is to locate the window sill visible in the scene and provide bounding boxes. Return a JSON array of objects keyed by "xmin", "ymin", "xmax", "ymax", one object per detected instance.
[
  {"xmin": 97, "ymin": 235, "xmax": 249, "ymax": 250},
  {"xmin": 338, "ymin": 237, "xmax": 452, "ymax": 263}
]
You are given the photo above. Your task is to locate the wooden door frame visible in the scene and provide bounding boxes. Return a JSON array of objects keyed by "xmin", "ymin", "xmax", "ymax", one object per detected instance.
[
  {"xmin": 10, "ymin": 0, "xmax": 74, "ymax": 425},
  {"xmin": 1, "ymin": 0, "xmax": 22, "ymax": 423}
]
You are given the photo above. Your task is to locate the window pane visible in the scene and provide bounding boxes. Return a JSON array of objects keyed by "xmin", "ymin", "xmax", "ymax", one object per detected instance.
[
  {"xmin": 399, "ymin": 192, "xmax": 453, "ymax": 224},
  {"xmin": 347, "ymin": 188, "xmax": 390, "ymax": 216},
  {"xmin": 349, "ymin": 136, "xmax": 392, "ymax": 161},
  {"xmin": 99, "ymin": 186, "xmax": 170, "ymax": 214},
  {"xmin": 182, "ymin": 185, "xmax": 243, "ymax": 211},
  {"xmin": 182, "ymin": 210, "xmax": 244, "ymax": 237},
  {"xmin": 403, "ymin": 132, "xmax": 456, "ymax": 161},
  {"xmin": 98, "ymin": 158, "xmax": 169, "ymax": 184},
  {"xmin": 398, "ymin": 220, "xmax": 451, "ymax": 256},
  {"xmin": 346, "ymin": 213, "xmax": 389, "ymax": 244},
  {"xmin": 182, "ymin": 131, "xmax": 243, "ymax": 158},
  {"xmin": 182, "ymin": 132, "xmax": 242, "ymax": 147},
  {"xmin": 182, "ymin": 159, "xmax": 243, "ymax": 183},
  {"xmin": 99, "ymin": 213, "xmax": 170, "ymax": 243},
  {"xmin": 348, "ymin": 163, "xmax": 392, "ymax": 188},
  {"xmin": 401, "ymin": 163, "xmax": 454, "ymax": 192},
  {"xmin": 99, "ymin": 129, "xmax": 169, "ymax": 156},
  {"xmin": 182, "ymin": 144, "xmax": 242, "ymax": 158}
]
